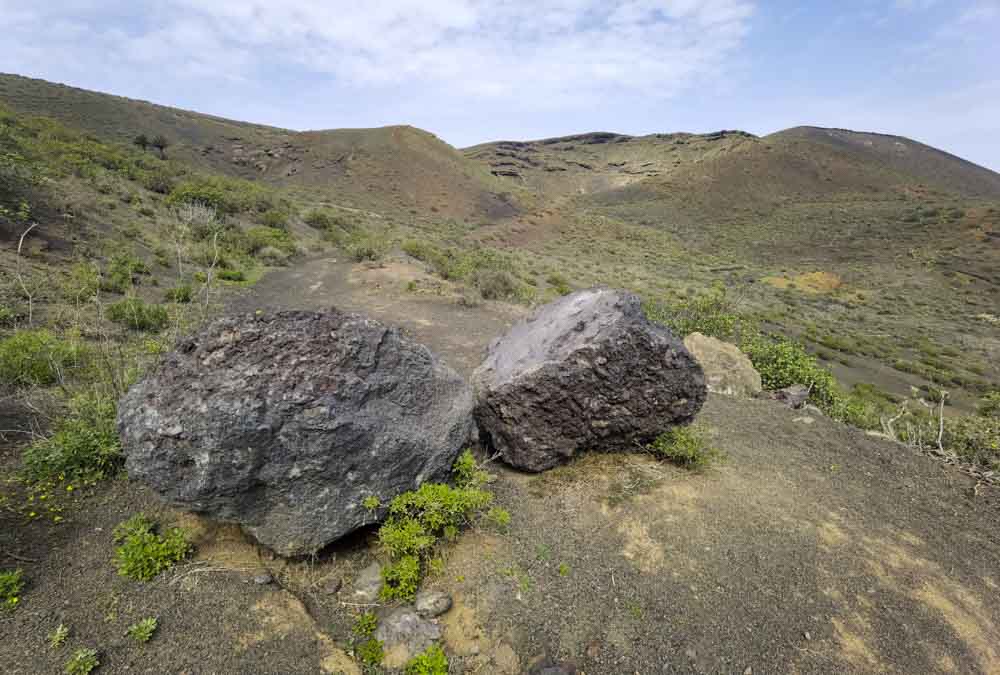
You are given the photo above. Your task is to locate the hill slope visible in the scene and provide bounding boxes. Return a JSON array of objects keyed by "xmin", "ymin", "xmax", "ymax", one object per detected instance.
[{"xmin": 0, "ymin": 73, "xmax": 514, "ymax": 220}]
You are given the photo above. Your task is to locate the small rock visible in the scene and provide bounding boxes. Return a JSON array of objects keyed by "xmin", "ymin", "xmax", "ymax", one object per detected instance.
[
  {"xmin": 253, "ymin": 573, "xmax": 273, "ymax": 585},
  {"xmin": 804, "ymin": 631, "xmax": 812, "ymax": 641},
  {"xmin": 684, "ymin": 332, "xmax": 762, "ymax": 398},
  {"xmin": 685, "ymin": 648, "xmax": 697, "ymax": 660},
  {"xmin": 743, "ymin": 667, "xmax": 753, "ymax": 675},
  {"xmin": 349, "ymin": 562, "xmax": 383, "ymax": 603},
  {"xmin": 415, "ymin": 590, "xmax": 453, "ymax": 618},
  {"xmin": 763, "ymin": 384, "xmax": 810, "ymax": 409},
  {"xmin": 792, "ymin": 416, "xmax": 815, "ymax": 425},
  {"xmin": 374, "ymin": 607, "xmax": 441, "ymax": 668},
  {"xmin": 323, "ymin": 577, "xmax": 342, "ymax": 595},
  {"xmin": 528, "ymin": 660, "xmax": 577, "ymax": 675}
]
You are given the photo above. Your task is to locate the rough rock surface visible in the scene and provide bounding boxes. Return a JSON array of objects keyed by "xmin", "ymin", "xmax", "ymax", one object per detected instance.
[
  {"xmin": 683, "ymin": 332, "xmax": 762, "ymax": 398},
  {"xmin": 472, "ymin": 288, "xmax": 706, "ymax": 472},
  {"xmin": 374, "ymin": 608, "xmax": 442, "ymax": 668},
  {"xmin": 349, "ymin": 562, "xmax": 383, "ymax": 603},
  {"xmin": 117, "ymin": 309, "xmax": 474, "ymax": 556},
  {"xmin": 764, "ymin": 384, "xmax": 810, "ymax": 409}
]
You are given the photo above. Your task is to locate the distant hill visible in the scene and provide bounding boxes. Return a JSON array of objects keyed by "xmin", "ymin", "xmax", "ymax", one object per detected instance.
[{"xmin": 0, "ymin": 73, "xmax": 514, "ymax": 220}]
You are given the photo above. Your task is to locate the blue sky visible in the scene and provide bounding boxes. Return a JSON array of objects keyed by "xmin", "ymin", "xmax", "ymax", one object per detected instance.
[{"xmin": 1, "ymin": 1, "xmax": 997, "ymax": 169}]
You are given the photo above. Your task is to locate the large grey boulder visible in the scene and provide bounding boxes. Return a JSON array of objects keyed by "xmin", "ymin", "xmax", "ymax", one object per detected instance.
[
  {"xmin": 683, "ymin": 332, "xmax": 762, "ymax": 398},
  {"xmin": 117, "ymin": 308, "xmax": 474, "ymax": 556},
  {"xmin": 472, "ymin": 288, "xmax": 706, "ymax": 472}
]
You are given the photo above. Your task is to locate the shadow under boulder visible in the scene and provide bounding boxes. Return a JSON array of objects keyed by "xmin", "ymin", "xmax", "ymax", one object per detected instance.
[
  {"xmin": 472, "ymin": 288, "xmax": 706, "ymax": 472},
  {"xmin": 117, "ymin": 308, "xmax": 474, "ymax": 556}
]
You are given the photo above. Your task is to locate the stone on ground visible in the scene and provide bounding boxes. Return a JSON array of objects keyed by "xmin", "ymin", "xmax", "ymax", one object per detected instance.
[
  {"xmin": 415, "ymin": 589, "xmax": 453, "ymax": 618},
  {"xmin": 117, "ymin": 308, "xmax": 474, "ymax": 556},
  {"xmin": 349, "ymin": 562, "xmax": 383, "ymax": 603},
  {"xmin": 374, "ymin": 608, "xmax": 442, "ymax": 668},
  {"xmin": 472, "ymin": 288, "xmax": 706, "ymax": 472},
  {"xmin": 683, "ymin": 332, "xmax": 762, "ymax": 398}
]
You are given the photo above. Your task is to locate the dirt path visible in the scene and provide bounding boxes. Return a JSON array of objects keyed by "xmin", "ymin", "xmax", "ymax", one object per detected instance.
[{"xmin": 2, "ymin": 257, "xmax": 999, "ymax": 674}]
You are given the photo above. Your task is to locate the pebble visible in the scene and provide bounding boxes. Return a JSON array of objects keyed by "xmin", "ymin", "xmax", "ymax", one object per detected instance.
[
  {"xmin": 323, "ymin": 577, "xmax": 343, "ymax": 595},
  {"xmin": 415, "ymin": 589, "xmax": 453, "ymax": 618},
  {"xmin": 253, "ymin": 573, "xmax": 274, "ymax": 585}
]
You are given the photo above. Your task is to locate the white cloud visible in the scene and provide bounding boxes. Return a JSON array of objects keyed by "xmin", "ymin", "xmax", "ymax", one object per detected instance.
[{"xmin": 0, "ymin": 1, "xmax": 754, "ymax": 108}]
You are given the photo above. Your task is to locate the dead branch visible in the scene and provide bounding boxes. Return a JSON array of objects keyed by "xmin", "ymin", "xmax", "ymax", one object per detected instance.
[{"xmin": 15, "ymin": 222, "xmax": 38, "ymax": 327}]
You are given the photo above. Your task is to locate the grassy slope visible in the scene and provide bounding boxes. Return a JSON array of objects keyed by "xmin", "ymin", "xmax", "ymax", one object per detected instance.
[
  {"xmin": 0, "ymin": 73, "xmax": 514, "ymax": 222},
  {"xmin": 2, "ymin": 73, "xmax": 998, "ymax": 407}
]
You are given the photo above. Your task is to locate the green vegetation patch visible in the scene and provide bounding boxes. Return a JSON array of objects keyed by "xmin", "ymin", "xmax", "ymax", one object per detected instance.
[
  {"xmin": 402, "ymin": 240, "xmax": 535, "ymax": 303},
  {"xmin": 405, "ymin": 644, "xmax": 449, "ymax": 675},
  {"xmin": 126, "ymin": 617, "xmax": 158, "ymax": 644},
  {"xmin": 64, "ymin": 648, "xmax": 99, "ymax": 675},
  {"xmin": 106, "ymin": 297, "xmax": 169, "ymax": 332},
  {"xmin": 113, "ymin": 514, "xmax": 191, "ymax": 581},
  {"xmin": 378, "ymin": 450, "xmax": 495, "ymax": 601},
  {"xmin": 22, "ymin": 391, "xmax": 120, "ymax": 482},
  {"xmin": 649, "ymin": 424, "xmax": 721, "ymax": 470},
  {"xmin": 0, "ymin": 568, "xmax": 25, "ymax": 611},
  {"xmin": 0, "ymin": 329, "xmax": 85, "ymax": 387}
]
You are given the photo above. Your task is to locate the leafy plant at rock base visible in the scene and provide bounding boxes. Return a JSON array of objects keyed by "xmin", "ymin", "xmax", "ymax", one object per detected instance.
[
  {"xmin": 64, "ymin": 647, "xmax": 99, "ymax": 675},
  {"xmin": 126, "ymin": 616, "xmax": 158, "ymax": 643},
  {"xmin": 643, "ymin": 286, "xmax": 754, "ymax": 341},
  {"xmin": 405, "ymin": 644, "xmax": 449, "ymax": 675},
  {"xmin": 650, "ymin": 425, "xmax": 721, "ymax": 471},
  {"xmin": 352, "ymin": 611, "xmax": 378, "ymax": 639},
  {"xmin": 22, "ymin": 391, "xmax": 120, "ymax": 482},
  {"xmin": 378, "ymin": 450, "xmax": 495, "ymax": 601},
  {"xmin": 164, "ymin": 284, "xmax": 193, "ymax": 303},
  {"xmin": 355, "ymin": 638, "xmax": 384, "ymax": 668},
  {"xmin": 350, "ymin": 611, "xmax": 383, "ymax": 668},
  {"xmin": 113, "ymin": 514, "xmax": 191, "ymax": 581},
  {"xmin": 1, "ymin": 568, "xmax": 24, "ymax": 611}
]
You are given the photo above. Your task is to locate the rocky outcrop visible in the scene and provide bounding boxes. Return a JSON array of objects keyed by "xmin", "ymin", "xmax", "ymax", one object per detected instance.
[
  {"xmin": 683, "ymin": 332, "xmax": 762, "ymax": 398},
  {"xmin": 117, "ymin": 309, "xmax": 474, "ymax": 556},
  {"xmin": 472, "ymin": 288, "xmax": 706, "ymax": 472}
]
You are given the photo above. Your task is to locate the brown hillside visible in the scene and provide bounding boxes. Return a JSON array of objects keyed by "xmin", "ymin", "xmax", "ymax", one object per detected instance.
[{"xmin": 0, "ymin": 73, "xmax": 515, "ymax": 220}]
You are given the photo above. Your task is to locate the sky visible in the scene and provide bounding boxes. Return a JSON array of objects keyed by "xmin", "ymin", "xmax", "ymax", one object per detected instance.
[{"xmin": 1, "ymin": 1, "xmax": 997, "ymax": 170}]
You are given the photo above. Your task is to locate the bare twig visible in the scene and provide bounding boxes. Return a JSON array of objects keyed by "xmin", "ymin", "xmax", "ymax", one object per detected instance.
[
  {"xmin": 1, "ymin": 550, "xmax": 38, "ymax": 563},
  {"xmin": 936, "ymin": 390, "xmax": 948, "ymax": 454},
  {"xmin": 15, "ymin": 222, "xmax": 39, "ymax": 327}
]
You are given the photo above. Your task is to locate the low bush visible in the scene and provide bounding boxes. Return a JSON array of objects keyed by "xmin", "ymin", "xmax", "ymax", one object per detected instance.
[
  {"xmin": 643, "ymin": 286, "xmax": 753, "ymax": 341},
  {"xmin": 377, "ymin": 450, "xmax": 494, "ymax": 601},
  {"xmin": 0, "ymin": 568, "xmax": 24, "ymax": 611},
  {"xmin": 216, "ymin": 268, "xmax": 246, "ymax": 282},
  {"xmin": 740, "ymin": 333, "xmax": 839, "ymax": 408},
  {"xmin": 978, "ymin": 392, "xmax": 1000, "ymax": 419},
  {"xmin": 0, "ymin": 329, "xmax": 84, "ymax": 387},
  {"xmin": 649, "ymin": 425, "xmax": 720, "ymax": 470},
  {"xmin": 546, "ymin": 273, "xmax": 572, "ymax": 296},
  {"xmin": 113, "ymin": 514, "xmax": 191, "ymax": 581},
  {"xmin": 945, "ymin": 415, "xmax": 1000, "ymax": 469},
  {"xmin": 22, "ymin": 391, "xmax": 121, "ymax": 481},
  {"xmin": 347, "ymin": 230, "xmax": 391, "ymax": 262},
  {"xmin": 405, "ymin": 644, "xmax": 449, "ymax": 675},
  {"xmin": 100, "ymin": 252, "xmax": 149, "ymax": 294},
  {"xmin": 245, "ymin": 225, "xmax": 296, "ymax": 255},
  {"xmin": 107, "ymin": 298, "xmax": 169, "ymax": 332},
  {"xmin": 260, "ymin": 208, "xmax": 289, "ymax": 229},
  {"xmin": 402, "ymin": 241, "xmax": 534, "ymax": 303},
  {"xmin": 350, "ymin": 611, "xmax": 383, "ymax": 667},
  {"xmin": 167, "ymin": 175, "xmax": 273, "ymax": 215},
  {"xmin": 164, "ymin": 284, "xmax": 193, "ymax": 303}
]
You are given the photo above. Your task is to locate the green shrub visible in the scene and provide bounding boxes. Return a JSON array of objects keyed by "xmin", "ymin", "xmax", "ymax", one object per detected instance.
[
  {"xmin": 100, "ymin": 252, "xmax": 148, "ymax": 293},
  {"xmin": 107, "ymin": 298, "xmax": 169, "ymax": 332},
  {"xmin": 355, "ymin": 638, "xmax": 384, "ymax": 667},
  {"xmin": 649, "ymin": 425, "xmax": 720, "ymax": 470},
  {"xmin": 113, "ymin": 514, "xmax": 191, "ymax": 581},
  {"xmin": 945, "ymin": 415, "xmax": 1000, "ymax": 469},
  {"xmin": 64, "ymin": 648, "xmax": 99, "ymax": 675},
  {"xmin": 305, "ymin": 208, "xmax": 353, "ymax": 231},
  {"xmin": 0, "ymin": 305, "xmax": 17, "ymax": 327},
  {"xmin": 740, "ymin": 333, "xmax": 838, "ymax": 408},
  {"xmin": 0, "ymin": 329, "xmax": 84, "ymax": 387},
  {"xmin": 352, "ymin": 611, "xmax": 378, "ymax": 639},
  {"xmin": 644, "ymin": 286, "xmax": 752, "ymax": 340},
  {"xmin": 260, "ymin": 208, "xmax": 289, "ymax": 229},
  {"xmin": 0, "ymin": 568, "xmax": 24, "ymax": 611},
  {"xmin": 377, "ymin": 450, "xmax": 494, "ymax": 601},
  {"xmin": 164, "ymin": 284, "xmax": 193, "ymax": 303},
  {"xmin": 126, "ymin": 617, "xmax": 158, "ymax": 644},
  {"xmin": 22, "ymin": 391, "xmax": 120, "ymax": 481},
  {"xmin": 216, "ymin": 268, "xmax": 246, "ymax": 282},
  {"xmin": 245, "ymin": 226, "xmax": 296, "ymax": 255},
  {"xmin": 978, "ymin": 392, "xmax": 1000, "ymax": 419},
  {"xmin": 167, "ymin": 175, "xmax": 273, "ymax": 214},
  {"xmin": 405, "ymin": 644, "xmax": 449, "ymax": 675},
  {"xmin": 347, "ymin": 231, "xmax": 391, "ymax": 262},
  {"xmin": 546, "ymin": 273, "xmax": 572, "ymax": 296},
  {"xmin": 381, "ymin": 555, "xmax": 422, "ymax": 601}
]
